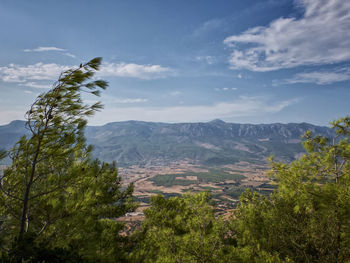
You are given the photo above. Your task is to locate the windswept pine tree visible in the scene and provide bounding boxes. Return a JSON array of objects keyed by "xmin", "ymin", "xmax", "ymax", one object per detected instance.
[{"xmin": 0, "ymin": 58, "xmax": 135, "ymax": 262}]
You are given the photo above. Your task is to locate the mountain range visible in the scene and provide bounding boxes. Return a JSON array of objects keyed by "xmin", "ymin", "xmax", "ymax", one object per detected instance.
[{"xmin": 0, "ymin": 120, "xmax": 333, "ymax": 167}]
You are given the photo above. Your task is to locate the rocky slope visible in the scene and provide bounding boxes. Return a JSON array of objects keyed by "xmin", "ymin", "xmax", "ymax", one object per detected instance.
[{"xmin": 0, "ymin": 120, "xmax": 333, "ymax": 166}]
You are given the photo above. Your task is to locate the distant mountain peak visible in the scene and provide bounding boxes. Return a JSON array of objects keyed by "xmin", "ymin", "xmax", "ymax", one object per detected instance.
[{"xmin": 209, "ymin": 119, "xmax": 225, "ymax": 124}]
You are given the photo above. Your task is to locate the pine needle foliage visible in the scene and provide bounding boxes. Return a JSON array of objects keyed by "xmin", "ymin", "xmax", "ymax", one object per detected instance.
[{"xmin": 0, "ymin": 58, "xmax": 134, "ymax": 262}]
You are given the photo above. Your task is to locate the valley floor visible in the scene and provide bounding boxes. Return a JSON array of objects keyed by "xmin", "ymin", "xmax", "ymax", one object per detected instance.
[{"xmin": 118, "ymin": 160, "xmax": 273, "ymax": 224}]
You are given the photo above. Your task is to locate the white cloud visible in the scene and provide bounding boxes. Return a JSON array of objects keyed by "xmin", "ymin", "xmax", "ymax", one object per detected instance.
[
  {"xmin": 215, "ymin": 87, "xmax": 236, "ymax": 91},
  {"xmin": 23, "ymin": 47, "xmax": 76, "ymax": 58},
  {"xmin": 112, "ymin": 98, "xmax": 148, "ymax": 104},
  {"xmin": 19, "ymin": 82, "xmax": 52, "ymax": 89},
  {"xmin": 0, "ymin": 63, "xmax": 70, "ymax": 83},
  {"xmin": 284, "ymin": 68, "xmax": 350, "ymax": 85},
  {"xmin": 90, "ymin": 96, "xmax": 300, "ymax": 125},
  {"xmin": 224, "ymin": 0, "xmax": 350, "ymax": 71},
  {"xmin": 86, "ymin": 94, "xmax": 148, "ymax": 105},
  {"xmin": 99, "ymin": 62, "xmax": 172, "ymax": 79},
  {"xmin": 64, "ymin": 52, "xmax": 76, "ymax": 58},
  {"xmin": 0, "ymin": 61, "xmax": 171, "ymax": 84},
  {"xmin": 237, "ymin": 74, "xmax": 242, "ymax": 79},
  {"xmin": 170, "ymin": 91, "xmax": 181, "ymax": 96},
  {"xmin": 195, "ymin": 56, "xmax": 215, "ymax": 65},
  {"xmin": 23, "ymin": 46, "xmax": 66, "ymax": 52}
]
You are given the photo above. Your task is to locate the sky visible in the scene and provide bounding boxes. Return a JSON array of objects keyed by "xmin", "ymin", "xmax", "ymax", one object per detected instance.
[{"xmin": 0, "ymin": 0, "xmax": 349, "ymax": 126}]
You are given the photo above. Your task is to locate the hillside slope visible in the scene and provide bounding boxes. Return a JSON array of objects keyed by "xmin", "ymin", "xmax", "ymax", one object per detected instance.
[{"xmin": 0, "ymin": 120, "xmax": 333, "ymax": 166}]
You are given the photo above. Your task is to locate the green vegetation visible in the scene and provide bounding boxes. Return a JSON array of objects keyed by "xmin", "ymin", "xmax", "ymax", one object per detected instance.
[
  {"xmin": 232, "ymin": 116, "xmax": 350, "ymax": 262},
  {"xmin": 149, "ymin": 174, "xmax": 197, "ymax": 186},
  {"xmin": 223, "ymin": 187, "xmax": 251, "ymax": 199},
  {"xmin": 221, "ymin": 183, "xmax": 275, "ymax": 200},
  {"xmin": 0, "ymin": 59, "xmax": 134, "ymax": 262},
  {"xmin": 149, "ymin": 169, "xmax": 245, "ymax": 187},
  {"xmin": 198, "ymin": 186, "xmax": 218, "ymax": 191},
  {"xmin": 146, "ymin": 189, "xmax": 164, "ymax": 194},
  {"xmin": 130, "ymin": 192, "xmax": 239, "ymax": 263}
]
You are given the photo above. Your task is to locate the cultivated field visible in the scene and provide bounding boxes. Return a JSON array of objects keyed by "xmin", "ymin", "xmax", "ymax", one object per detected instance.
[{"xmin": 118, "ymin": 159, "xmax": 274, "ymax": 220}]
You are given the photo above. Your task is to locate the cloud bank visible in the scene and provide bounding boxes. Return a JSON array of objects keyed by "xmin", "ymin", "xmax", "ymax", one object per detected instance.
[
  {"xmin": 224, "ymin": 0, "xmax": 350, "ymax": 71},
  {"xmin": 0, "ymin": 61, "xmax": 172, "ymax": 86},
  {"xmin": 23, "ymin": 46, "xmax": 76, "ymax": 58},
  {"xmin": 99, "ymin": 62, "xmax": 172, "ymax": 79},
  {"xmin": 91, "ymin": 96, "xmax": 300, "ymax": 125},
  {"xmin": 285, "ymin": 68, "xmax": 350, "ymax": 85},
  {"xmin": 23, "ymin": 46, "xmax": 66, "ymax": 52},
  {"xmin": 111, "ymin": 98, "xmax": 148, "ymax": 104},
  {"xmin": 0, "ymin": 63, "xmax": 70, "ymax": 83}
]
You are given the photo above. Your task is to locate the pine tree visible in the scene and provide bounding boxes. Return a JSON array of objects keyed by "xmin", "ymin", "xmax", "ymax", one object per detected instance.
[
  {"xmin": 0, "ymin": 58, "xmax": 134, "ymax": 262},
  {"xmin": 233, "ymin": 117, "xmax": 350, "ymax": 262},
  {"xmin": 131, "ymin": 192, "xmax": 239, "ymax": 263}
]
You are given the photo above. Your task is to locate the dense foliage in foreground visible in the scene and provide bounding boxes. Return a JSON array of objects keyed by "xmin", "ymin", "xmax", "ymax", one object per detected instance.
[{"xmin": 0, "ymin": 59, "xmax": 349, "ymax": 262}]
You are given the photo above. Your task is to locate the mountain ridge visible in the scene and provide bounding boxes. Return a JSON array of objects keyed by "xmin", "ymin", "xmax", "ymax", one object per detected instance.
[{"xmin": 0, "ymin": 120, "xmax": 334, "ymax": 166}]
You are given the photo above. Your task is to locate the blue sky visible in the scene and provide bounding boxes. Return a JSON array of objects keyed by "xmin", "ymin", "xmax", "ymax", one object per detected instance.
[{"xmin": 0, "ymin": 0, "xmax": 349, "ymax": 126}]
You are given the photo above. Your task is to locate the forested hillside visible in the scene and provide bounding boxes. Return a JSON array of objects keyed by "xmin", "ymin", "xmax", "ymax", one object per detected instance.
[{"xmin": 0, "ymin": 119, "xmax": 333, "ymax": 166}]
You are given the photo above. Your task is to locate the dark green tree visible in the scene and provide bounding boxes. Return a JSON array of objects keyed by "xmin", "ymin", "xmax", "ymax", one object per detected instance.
[
  {"xmin": 233, "ymin": 117, "xmax": 350, "ymax": 262},
  {"xmin": 0, "ymin": 58, "xmax": 134, "ymax": 262},
  {"xmin": 0, "ymin": 150, "xmax": 6, "ymax": 161},
  {"xmin": 131, "ymin": 192, "xmax": 240, "ymax": 263}
]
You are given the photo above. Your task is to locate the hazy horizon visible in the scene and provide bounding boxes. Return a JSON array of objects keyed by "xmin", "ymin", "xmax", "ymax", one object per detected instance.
[{"xmin": 1, "ymin": 117, "xmax": 334, "ymax": 128}]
